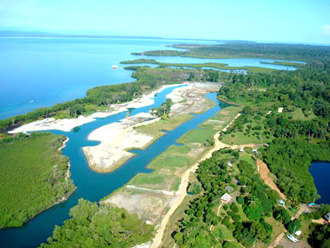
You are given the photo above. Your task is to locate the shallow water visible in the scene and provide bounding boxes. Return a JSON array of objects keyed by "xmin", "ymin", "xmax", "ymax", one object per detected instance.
[{"xmin": 0, "ymin": 86, "xmax": 226, "ymax": 248}]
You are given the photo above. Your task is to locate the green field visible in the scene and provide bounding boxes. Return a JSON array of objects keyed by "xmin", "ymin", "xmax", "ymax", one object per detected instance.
[{"xmin": 0, "ymin": 132, "xmax": 76, "ymax": 228}]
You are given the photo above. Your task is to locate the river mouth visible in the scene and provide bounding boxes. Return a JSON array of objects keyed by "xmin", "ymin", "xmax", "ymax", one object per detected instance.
[
  {"xmin": 309, "ymin": 161, "xmax": 330, "ymax": 205},
  {"xmin": 0, "ymin": 85, "xmax": 224, "ymax": 248}
]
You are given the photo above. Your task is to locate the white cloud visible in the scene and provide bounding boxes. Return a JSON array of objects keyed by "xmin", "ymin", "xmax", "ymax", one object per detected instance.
[{"xmin": 322, "ymin": 25, "xmax": 330, "ymax": 36}]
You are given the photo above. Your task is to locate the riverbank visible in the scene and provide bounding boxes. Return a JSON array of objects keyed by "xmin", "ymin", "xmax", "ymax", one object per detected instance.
[
  {"xmin": 0, "ymin": 133, "xmax": 76, "ymax": 229},
  {"xmin": 102, "ymin": 92, "xmax": 242, "ymax": 233},
  {"xmin": 83, "ymin": 82, "xmax": 221, "ymax": 173}
]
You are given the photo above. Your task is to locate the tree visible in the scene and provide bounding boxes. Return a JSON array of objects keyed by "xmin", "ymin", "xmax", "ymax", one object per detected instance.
[{"xmin": 287, "ymin": 219, "xmax": 301, "ymax": 234}]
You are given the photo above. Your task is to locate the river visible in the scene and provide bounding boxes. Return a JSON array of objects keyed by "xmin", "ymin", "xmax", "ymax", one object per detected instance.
[{"xmin": 0, "ymin": 85, "xmax": 226, "ymax": 248}]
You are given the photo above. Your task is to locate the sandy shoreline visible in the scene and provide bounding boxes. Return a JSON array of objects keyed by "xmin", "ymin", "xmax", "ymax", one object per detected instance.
[
  {"xmin": 83, "ymin": 82, "xmax": 220, "ymax": 173},
  {"xmin": 9, "ymin": 83, "xmax": 185, "ymax": 134},
  {"xmin": 83, "ymin": 112, "xmax": 160, "ymax": 172}
]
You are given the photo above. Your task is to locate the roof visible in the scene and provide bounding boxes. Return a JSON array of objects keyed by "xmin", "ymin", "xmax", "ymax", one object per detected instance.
[
  {"xmin": 221, "ymin": 193, "xmax": 232, "ymax": 202},
  {"xmin": 324, "ymin": 212, "xmax": 330, "ymax": 220},
  {"xmin": 295, "ymin": 230, "xmax": 302, "ymax": 236}
]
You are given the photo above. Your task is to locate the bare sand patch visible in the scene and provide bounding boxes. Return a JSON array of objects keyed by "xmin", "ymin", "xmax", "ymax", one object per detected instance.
[
  {"xmin": 104, "ymin": 189, "xmax": 176, "ymax": 224},
  {"xmin": 83, "ymin": 113, "xmax": 158, "ymax": 172}
]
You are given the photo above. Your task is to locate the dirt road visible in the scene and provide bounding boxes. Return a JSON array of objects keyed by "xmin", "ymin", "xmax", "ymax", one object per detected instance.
[{"xmin": 257, "ymin": 159, "xmax": 286, "ymax": 200}]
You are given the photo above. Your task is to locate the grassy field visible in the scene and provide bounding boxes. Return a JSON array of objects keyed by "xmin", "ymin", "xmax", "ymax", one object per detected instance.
[
  {"xmin": 134, "ymin": 114, "xmax": 193, "ymax": 142},
  {"xmin": 0, "ymin": 132, "xmax": 75, "ymax": 228}
]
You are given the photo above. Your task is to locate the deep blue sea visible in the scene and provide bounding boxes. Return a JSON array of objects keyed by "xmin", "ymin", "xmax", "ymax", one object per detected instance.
[{"xmin": 0, "ymin": 37, "xmax": 302, "ymax": 119}]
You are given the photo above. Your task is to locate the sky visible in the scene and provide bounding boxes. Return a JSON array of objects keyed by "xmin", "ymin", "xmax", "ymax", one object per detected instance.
[{"xmin": 0, "ymin": 0, "xmax": 330, "ymax": 45}]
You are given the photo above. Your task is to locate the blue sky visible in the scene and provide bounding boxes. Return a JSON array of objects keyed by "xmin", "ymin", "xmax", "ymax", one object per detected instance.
[{"xmin": 1, "ymin": 0, "xmax": 330, "ymax": 44}]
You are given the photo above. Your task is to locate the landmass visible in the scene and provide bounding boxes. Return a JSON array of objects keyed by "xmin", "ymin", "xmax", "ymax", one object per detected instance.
[
  {"xmin": 1, "ymin": 41, "xmax": 330, "ymax": 247},
  {"xmin": 0, "ymin": 132, "xmax": 76, "ymax": 228}
]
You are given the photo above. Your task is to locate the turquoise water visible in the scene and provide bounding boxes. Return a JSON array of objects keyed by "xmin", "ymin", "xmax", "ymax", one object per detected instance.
[
  {"xmin": 309, "ymin": 162, "xmax": 330, "ymax": 204},
  {"xmin": 0, "ymin": 37, "xmax": 218, "ymax": 119},
  {"xmin": 0, "ymin": 86, "xmax": 226, "ymax": 248}
]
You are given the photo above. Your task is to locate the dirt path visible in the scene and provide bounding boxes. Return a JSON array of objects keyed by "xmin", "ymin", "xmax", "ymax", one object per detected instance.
[
  {"xmin": 268, "ymin": 232, "xmax": 285, "ymax": 248},
  {"xmin": 312, "ymin": 218, "xmax": 326, "ymax": 224},
  {"xmin": 150, "ymin": 114, "xmax": 241, "ymax": 248},
  {"xmin": 293, "ymin": 204, "xmax": 308, "ymax": 220},
  {"xmin": 257, "ymin": 159, "xmax": 286, "ymax": 200}
]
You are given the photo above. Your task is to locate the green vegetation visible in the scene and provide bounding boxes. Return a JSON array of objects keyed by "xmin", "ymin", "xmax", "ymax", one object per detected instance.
[
  {"xmin": 133, "ymin": 42, "xmax": 330, "ymax": 61},
  {"xmin": 151, "ymin": 98, "xmax": 173, "ymax": 120},
  {"xmin": 40, "ymin": 199, "xmax": 153, "ymax": 248},
  {"xmin": 0, "ymin": 67, "xmax": 204, "ymax": 130},
  {"xmin": 216, "ymin": 59, "xmax": 330, "ymax": 207},
  {"xmin": 0, "ymin": 132, "xmax": 75, "ymax": 228},
  {"xmin": 262, "ymin": 139, "xmax": 330, "ymax": 204},
  {"xmin": 308, "ymin": 223, "xmax": 330, "ymax": 248},
  {"xmin": 260, "ymin": 61, "xmax": 305, "ymax": 67},
  {"xmin": 172, "ymin": 148, "xmax": 282, "ymax": 247},
  {"xmin": 121, "ymin": 58, "xmax": 275, "ymax": 73}
]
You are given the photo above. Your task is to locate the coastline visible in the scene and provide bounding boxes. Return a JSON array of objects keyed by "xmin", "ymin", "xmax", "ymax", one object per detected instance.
[
  {"xmin": 0, "ymin": 136, "xmax": 76, "ymax": 230},
  {"xmin": 8, "ymin": 83, "xmax": 185, "ymax": 134},
  {"xmin": 83, "ymin": 82, "xmax": 221, "ymax": 173}
]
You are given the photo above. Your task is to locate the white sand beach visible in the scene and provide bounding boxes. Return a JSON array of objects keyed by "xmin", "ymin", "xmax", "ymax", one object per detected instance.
[{"xmin": 9, "ymin": 84, "xmax": 184, "ymax": 134}]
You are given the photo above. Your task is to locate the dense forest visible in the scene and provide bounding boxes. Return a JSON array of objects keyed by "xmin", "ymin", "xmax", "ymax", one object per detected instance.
[
  {"xmin": 40, "ymin": 199, "xmax": 154, "ymax": 248},
  {"xmin": 0, "ymin": 132, "xmax": 75, "ymax": 228},
  {"xmin": 133, "ymin": 42, "xmax": 330, "ymax": 61}
]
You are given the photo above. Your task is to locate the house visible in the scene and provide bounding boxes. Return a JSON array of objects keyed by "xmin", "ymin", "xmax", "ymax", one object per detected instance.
[
  {"xmin": 253, "ymin": 149, "xmax": 258, "ymax": 155},
  {"xmin": 280, "ymin": 199, "xmax": 286, "ymax": 206},
  {"xmin": 324, "ymin": 212, "xmax": 330, "ymax": 223},
  {"xmin": 239, "ymin": 147, "xmax": 244, "ymax": 152},
  {"xmin": 221, "ymin": 193, "xmax": 232, "ymax": 203},
  {"xmin": 295, "ymin": 230, "xmax": 302, "ymax": 236},
  {"xmin": 227, "ymin": 161, "xmax": 233, "ymax": 167}
]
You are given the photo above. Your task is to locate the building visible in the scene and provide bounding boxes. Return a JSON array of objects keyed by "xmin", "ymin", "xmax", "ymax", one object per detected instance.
[
  {"xmin": 280, "ymin": 199, "xmax": 286, "ymax": 206},
  {"xmin": 227, "ymin": 161, "xmax": 233, "ymax": 167},
  {"xmin": 221, "ymin": 193, "xmax": 232, "ymax": 203},
  {"xmin": 253, "ymin": 149, "xmax": 258, "ymax": 155},
  {"xmin": 324, "ymin": 212, "xmax": 330, "ymax": 223}
]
